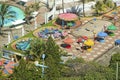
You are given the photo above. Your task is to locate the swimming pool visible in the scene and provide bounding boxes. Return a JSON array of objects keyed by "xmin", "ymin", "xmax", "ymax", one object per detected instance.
[{"xmin": 0, "ymin": 5, "xmax": 25, "ymax": 27}]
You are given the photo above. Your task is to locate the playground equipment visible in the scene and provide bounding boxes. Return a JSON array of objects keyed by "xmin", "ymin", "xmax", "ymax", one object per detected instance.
[
  {"xmin": 54, "ymin": 13, "xmax": 81, "ymax": 29},
  {"xmin": 2, "ymin": 60, "xmax": 18, "ymax": 74},
  {"xmin": 16, "ymin": 39, "xmax": 31, "ymax": 51},
  {"xmin": 37, "ymin": 28, "xmax": 63, "ymax": 39}
]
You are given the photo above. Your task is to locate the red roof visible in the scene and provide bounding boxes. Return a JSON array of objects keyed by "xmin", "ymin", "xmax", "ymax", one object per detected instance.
[{"xmin": 58, "ymin": 13, "xmax": 78, "ymax": 21}]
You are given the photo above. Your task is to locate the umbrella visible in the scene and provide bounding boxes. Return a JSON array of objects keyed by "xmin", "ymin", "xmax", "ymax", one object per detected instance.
[
  {"xmin": 97, "ymin": 32, "xmax": 108, "ymax": 37},
  {"xmin": 77, "ymin": 37, "xmax": 85, "ymax": 43},
  {"xmin": 115, "ymin": 39, "xmax": 120, "ymax": 44},
  {"xmin": 44, "ymin": 28, "xmax": 49, "ymax": 34},
  {"xmin": 77, "ymin": 38, "xmax": 83, "ymax": 43},
  {"xmin": 84, "ymin": 39, "xmax": 94, "ymax": 46},
  {"xmin": 64, "ymin": 37, "xmax": 74, "ymax": 44},
  {"xmin": 107, "ymin": 25, "xmax": 117, "ymax": 30},
  {"xmin": 62, "ymin": 31, "xmax": 68, "ymax": 36},
  {"xmin": 81, "ymin": 36, "xmax": 88, "ymax": 40}
]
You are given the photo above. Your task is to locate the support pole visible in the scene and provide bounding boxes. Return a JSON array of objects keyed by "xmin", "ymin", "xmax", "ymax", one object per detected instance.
[{"xmin": 116, "ymin": 62, "xmax": 119, "ymax": 80}]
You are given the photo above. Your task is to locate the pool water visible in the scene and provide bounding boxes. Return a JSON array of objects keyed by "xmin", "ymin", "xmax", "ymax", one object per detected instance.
[{"xmin": 0, "ymin": 5, "xmax": 25, "ymax": 27}]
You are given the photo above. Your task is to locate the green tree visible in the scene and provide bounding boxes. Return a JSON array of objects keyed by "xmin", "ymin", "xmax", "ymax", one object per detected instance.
[
  {"xmin": 26, "ymin": 38, "xmax": 45, "ymax": 60},
  {"xmin": 10, "ymin": 58, "xmax": 41, "ymax": 80},
  {"xmin": 104, "ymin": 0, "xmax": 115, "ymax": 8},
  {"xmin": 95, "ymin": 1, "xmax": 105, "ymax": 15},
  {"xmin": 0, "ymin": 3, "xmax": 16, "ymax": 34},
  {"xmin": 81, "ymin": 0, "xmax": 85, "ymax": 17},
  {"xmin": 109, "ymin": 53, "xmax": 120, "ymax": 80},
  {"xmin": 44, "ymin": 36, "xmax": 63, "ymax": 80},
  {"xmin": 62, "ymin": 0, "xmax": 64, "ymax": 13},
  {"xmin": 24, "ymin": 6, "xmax": 33, "ymax": 24},
  {"xmin": 95, "ymin": 0, "xmax": 115, "ymax": 16}
]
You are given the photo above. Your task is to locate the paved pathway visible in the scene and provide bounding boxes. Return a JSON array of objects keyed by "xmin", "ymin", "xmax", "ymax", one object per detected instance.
[{"xmin": 56, "ymin": 22, "xmax": 120, "ymax": 62}]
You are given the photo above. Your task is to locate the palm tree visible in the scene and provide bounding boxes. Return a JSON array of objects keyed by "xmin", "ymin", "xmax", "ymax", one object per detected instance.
[
  {"xmin": 80, "ymin": 0, "xmax": 95, "ymax": 17},
  {"xmin": 62, "ymin": 0, "xmax": 64, "ymax": 13},
  {"xmin": 0, "ymin": 3, "xmax": 16, "ymax": 34},
  {"xmin": 81, "ymin": 0, "xmax": 85, "ymax": 17},
  {"xmin": 24, "ymin": 6, "xmax": 33, "ymax": 24}
]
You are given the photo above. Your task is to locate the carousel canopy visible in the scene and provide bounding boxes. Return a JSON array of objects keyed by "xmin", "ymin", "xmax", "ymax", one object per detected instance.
[
  {"xmin": 107, "ymin": 25, "xmax": 117, "ymax": 30},
  {"xmin": 84, "ymin": 39, "xmax": 94, "ymax": 46},
  {"xmin": 58, "ymin": 13, "xmax": 78, "ymax": 21}
]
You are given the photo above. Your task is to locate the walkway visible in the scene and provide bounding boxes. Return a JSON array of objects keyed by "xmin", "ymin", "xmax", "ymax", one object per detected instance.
[{"xmin": 56, "ymin": 21, "xmax": 120, "ymax": 62}]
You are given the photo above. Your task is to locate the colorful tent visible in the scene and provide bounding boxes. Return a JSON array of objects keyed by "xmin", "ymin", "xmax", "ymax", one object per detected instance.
[
  {"xmin": 115, "ymin": 39, "xmax": 120, "ymax": 44},
  {"xmin": 97, "ymin": 32, "xmax": 108, "ymax": 37},
  {"xmin": 81, "ymin": 36, "xmax": 88, "ymax": 40},
  {"xmin": 58, "ymin": 13, "xmax": 78, "ymax": 21},
  {"xmin": 107, "ymin": 25, "xmax": 117, "ymax": 30},
  {"xmin": 64, "ymin": 37, "xmax": 74, "ymax": 44},
  {"xmin": 0, "ymin": 61, "xmax": 4, "ymax": 66},
  {"xmin": 84, "ymin": 39, "xmax": 94, "ymax": 46},
  {"xmin": 77, "ymin": 38, "xmax": 83, "ymax": 43}
]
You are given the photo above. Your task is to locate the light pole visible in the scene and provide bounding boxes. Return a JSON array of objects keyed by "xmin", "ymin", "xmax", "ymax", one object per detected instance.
[
  {"xmin": 8, "ymin": 32, "xmax": 11, "ymax": 44},
  {"xmin": 22, "ymin": 26, "xmax": 25, "ymax": 36},
  {"xmin": 42, "ymin": 54, "xmax": 46, "ymax": 78},
  {"xmin": 34, "ymin": 17, "xmax": 37, "ymax": 29},
  {"xmin": 93, "ymin": 30, "xmax": 96, "ymax": 44},
  {"xmin": 116, "ymin": 62, "xmax": 119, "ymax": 80},
  {"xmin": 34, "ymin": 54, "xmax": 47, "ymax": 78}
]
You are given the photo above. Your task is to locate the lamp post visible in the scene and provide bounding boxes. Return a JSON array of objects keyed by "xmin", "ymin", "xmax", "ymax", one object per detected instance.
[
  {"xmin": 8, "ymin": 32, "xmax": 11, "ymax": 44},
  {"xmin": 34, "ymin": 17, "xmax": 37, "ymax": 29},
  {"xmin": 93, "ymin": 30, "xmax": 96, "ymax": 44},
  {"xmin": 34, "ymin": 54, "xmax": 47, "ymax": 78},
  {"xmin": 116, "ymin": 62, "xmax": 119, "ymax": 80},
  {"xmin": 22, "ymin": 26, "xmax": 25, "ymax": 36},
  {"xmin": 42, "ymin": 54, "xmax": 46, "ymax": 78}
]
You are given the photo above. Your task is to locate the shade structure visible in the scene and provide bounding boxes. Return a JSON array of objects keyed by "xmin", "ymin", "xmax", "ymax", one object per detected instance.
[
  {"xmin": 84, "ymin": 39, "xmax": 94, "ymax": 46},
  {"xmin": 97, "ymin": 32, "xmax": 108, "ymax": 37},
  {"xmin": 58, "ymin": 13, "xmax": 78, "ymax": 21},
  {"xmin": 115, "ymin": 39, "xmax": 120, "ymax": 44},
  {"xmin": 81, "ymin": 36, "xmax": 88, "ymax": 40},
  {"xmin": 62, "ymin": 31, "xmax": 68, "ymax": 36},
  {"xmin": 107, "ymin": 25, "xmax": 117, "ymax": 30},
  {"xmin": 0, "ymin": 61, "xmax": 3, "ymax": 66},
  {"xmin": 64, "ymin": 37, "xmax": 74, "ymax": 44},
  {"xmin": 77, "ymin": 38, "xmax": 83, "ymax": 43}
]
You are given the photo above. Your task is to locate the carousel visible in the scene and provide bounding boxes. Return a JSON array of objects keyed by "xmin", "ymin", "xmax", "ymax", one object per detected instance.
[{"xmin": 54, "ymin": 13, "xmax": 81, "ymax": 29}]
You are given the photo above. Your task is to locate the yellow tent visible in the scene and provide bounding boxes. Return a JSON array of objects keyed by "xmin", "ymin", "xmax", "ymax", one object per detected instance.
[{"xmin": 84, "ymin": 39, "xmax": 94, "ymax": 46}]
